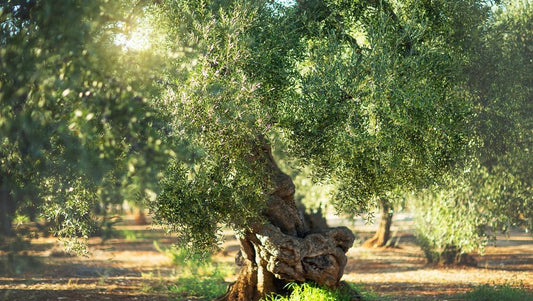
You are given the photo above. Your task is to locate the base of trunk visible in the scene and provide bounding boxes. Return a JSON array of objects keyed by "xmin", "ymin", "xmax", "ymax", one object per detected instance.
[
  {"xmin": 215, "ymin": 235, "xmax": 288, "ymax": 301},
  {"xmin": 217, "ymin": 224, "xmax": 355, "ymax": 301},
  {"xmin": 438, "ymin": 245, "xmax": 477, "ymax": 266},
  {"xmin": 362, "ymin": 235, "xmax": 392, "ymax": 248}
]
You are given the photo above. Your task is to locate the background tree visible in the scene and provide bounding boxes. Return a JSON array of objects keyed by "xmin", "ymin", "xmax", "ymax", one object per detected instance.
[
  {"xmin": 276, "ymin": 0, "xmax": 478, "ymax": 248},
  {"xmin": 0, "ymin": 0, "xmax": 172, "ymax": 250},
  {"xmin": 411, "ymin": 0, "xmax": 532, "ymax": 265}
]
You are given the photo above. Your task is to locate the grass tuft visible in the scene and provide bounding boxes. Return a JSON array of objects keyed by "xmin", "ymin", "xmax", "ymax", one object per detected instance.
[
  {"xmin": 167, "ymin": 276, "xmax": 228, "ymax": 299},
  {"xmin": 263, "ymin": 282, "xmax": 361, "ymax": 301},
  {"xmin": 151, "ymin": 241, "xmax": 232, "ymax": 299},
  {"xmin": 463, "ymin": 283, "xmax": 533, "ymax": 301}
]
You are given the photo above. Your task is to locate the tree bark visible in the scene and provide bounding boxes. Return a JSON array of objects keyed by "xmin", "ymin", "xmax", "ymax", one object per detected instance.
[
  {"xmin": 363, "ymin": 199, "xmax": 393, "ymax": 248},
  {"xmin": 217, "ymin": 142, "xmax": 355, "ymax": 301}
]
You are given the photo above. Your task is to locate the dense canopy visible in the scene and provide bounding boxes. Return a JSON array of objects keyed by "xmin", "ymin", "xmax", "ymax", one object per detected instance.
[{"xmin": 1, "ymin": 0, "xmax": 531, "ymax": 298}]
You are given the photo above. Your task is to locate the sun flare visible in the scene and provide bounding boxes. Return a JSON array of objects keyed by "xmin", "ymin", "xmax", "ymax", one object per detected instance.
[{"xmin": 115, "ymin": 22, "xmax": 154, "ymax": 52}]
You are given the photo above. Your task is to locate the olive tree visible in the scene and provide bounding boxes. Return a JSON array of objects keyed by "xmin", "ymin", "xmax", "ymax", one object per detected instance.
[
  {"xmin": 0, "ymin": 0, "xmax": 172, "ymax": 249},
  {"xmin": 2, "ymin": 0, "xmax": 513, "ymax": 299},
  {"xmin": 411, "ymin": 0, "xmax": 532, "ymax": 265},
  {"xmin": 150, "ymin": 0, "xmax": 479, "ymax": 299},
  {"xmin": 278, "ymin": 0, "xmax": 478, "ymax": 248}
]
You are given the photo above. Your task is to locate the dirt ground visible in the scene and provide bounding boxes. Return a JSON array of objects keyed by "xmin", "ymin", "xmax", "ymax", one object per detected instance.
[
  {"xmin": 339, "ymin": 214, "xmax": 533, "ymax": 300},
  {"xmin": 1, "ymin": 214, "xmax": 531, "ymax": 301}
]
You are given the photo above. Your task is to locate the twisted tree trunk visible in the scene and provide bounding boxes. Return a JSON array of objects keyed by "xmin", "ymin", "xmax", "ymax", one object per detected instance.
[{"xmin": 217, "ymin": 142, "xmax": 355, "ymax": 301}]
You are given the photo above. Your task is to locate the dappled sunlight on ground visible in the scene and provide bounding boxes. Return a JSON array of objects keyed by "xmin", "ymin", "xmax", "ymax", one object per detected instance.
[{"xmin": 1, "ymin": 214, "xmax": 532, "ymax": 300}]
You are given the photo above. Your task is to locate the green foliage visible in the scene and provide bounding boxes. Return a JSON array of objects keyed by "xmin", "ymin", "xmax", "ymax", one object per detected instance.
[
  {"xmin": 413, "ymin": 166, "xmax": 531, "ymax": 262},
  {"xmin": 1, "ymin": 0, "xmax": 530, "ymax": 262},
  {"xmin": 155, "ymin": 241, "xmax": 210, "ymax": 270},
  {"xmin": 411, "ymin": 176, "xmax": 488, "ymax": 263},
  {"xmin": 463, "ymin": 283, "xmax": 533, "ymax": 301},
  {"xmin": 148, "ymin": 0, "xmax": 297, "ymax": 255},
  {"xmin": 263, "ymin": 282, "xmax": 356, "ymax": 301},
  {"xmin": 411, "ymin": 0, "xmax": 532, "ymax": 261},
  {"xmin": 278, "ymin": 0, "xmax": 477, "ymax": 216},
  {"xmin": 466, "ymin": 0, "xmax": 533, "ymax": 233},
  {"xmin": 0, "ymin": 0, "xmax": 172, "ymax": 246},
  {"xmin": 271, "ymin": 132, "xmax": 334, "ymax": 211}
]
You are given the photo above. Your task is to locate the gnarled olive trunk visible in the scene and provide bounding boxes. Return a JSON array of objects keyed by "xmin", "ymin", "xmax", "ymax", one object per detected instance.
[
  {"xmin": 363, "ymin": 199, "xmax": 393, "ymax": 248},
  {"xmin": 217, "ymin": 142, "xmax": 355, "ymax": 301}
]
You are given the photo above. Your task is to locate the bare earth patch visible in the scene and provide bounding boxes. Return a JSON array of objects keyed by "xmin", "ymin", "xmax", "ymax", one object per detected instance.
[
  {"xmin": 1, "ymin": 215, "xmax": 532, "ymax": 300},
  {"xmin": 342, "ymin": 233, "xmax": 532, "ymax": 300}
]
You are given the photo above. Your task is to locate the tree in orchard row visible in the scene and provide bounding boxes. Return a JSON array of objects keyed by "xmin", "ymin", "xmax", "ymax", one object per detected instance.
[
  {"xmin": 356, "ymin": 0, "xmax": 490, "ymax": 249},
  {"xmin": 151, "ymin": 0, "xmax": 479, "ymax": 299},
  {"xmin": 0, "ymin": 0, "xmax": 173, "ymax": 249},
  {"xmin": 282, "ymin": 0, "xmax": 480, "ymax": 249},
  {"xmin": 411, "ymin": 0, "xmax": 533, "ymax": 265}
]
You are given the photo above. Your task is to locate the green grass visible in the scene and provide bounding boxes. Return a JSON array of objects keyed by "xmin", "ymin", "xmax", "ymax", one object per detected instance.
[
  {"xmin": 149, "ymin": 242, "xmax": 233, "ymax": 300},
  {"xmin": 263, "ymin": 282, "xmax": 368, "ymax": 301},
  {"xmin": 167, "ymin": 276, "xmax": 228, "ymax": 299},
  {"xmin": 462, "ymin": 283, "xmax": 533, "ymax": 301},
  {"xmin": 119, "ymin": 229, "xmax": 145, "ymax": 240}
]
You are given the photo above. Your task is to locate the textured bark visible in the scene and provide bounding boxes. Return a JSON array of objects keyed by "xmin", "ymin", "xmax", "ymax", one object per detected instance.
[
  {"xmin": 363, "ymin": 199, "xmax": 393, "ymax": 248},
  {"xmin": 217, "ymin": 142, "xmax": 355, "ymax": 301}
]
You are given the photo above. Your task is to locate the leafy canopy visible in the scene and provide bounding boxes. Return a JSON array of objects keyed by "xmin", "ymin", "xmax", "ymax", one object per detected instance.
[
  {"xmin": 2, "ymin": 0, "xmax": 529, "ymax": 256},
  {"xmin": 0, "ymin": 0, "xmax": 172, "ymax": 249}
]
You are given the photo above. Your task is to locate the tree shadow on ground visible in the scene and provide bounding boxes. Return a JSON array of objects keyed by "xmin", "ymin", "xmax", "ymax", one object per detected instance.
[
  {"xmin": 0, "ymin": 288, "xmax": 172, "ymax": 301},
  {"xmin": 0, "ymin": 253, "xmax": 146, "ymax": 278}
]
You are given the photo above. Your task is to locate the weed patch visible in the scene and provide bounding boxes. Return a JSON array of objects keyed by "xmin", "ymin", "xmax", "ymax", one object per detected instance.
[
  {"xmin": 263, "ymin": 282, "xmax": 363, "ymax": 301},
  {"xmin": 463, "ymin": 283, "xmax": 533, "ymax": 301},
  {"xmin": 149, "ymin": 242, "xmax": 232, "ymax": 299}
]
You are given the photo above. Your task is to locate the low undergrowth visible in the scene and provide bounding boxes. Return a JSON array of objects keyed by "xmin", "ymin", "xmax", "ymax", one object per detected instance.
[
  {"xmin": 147, "ymin": 242, "xmax": 232, "ymax": 299},
  {"xmin": 463, "ymin": 283, "xmax": 533, "ymax": 301},
  {"xmin": 263, "ymin": 282, "xmax": 378, "ymax": 301}
]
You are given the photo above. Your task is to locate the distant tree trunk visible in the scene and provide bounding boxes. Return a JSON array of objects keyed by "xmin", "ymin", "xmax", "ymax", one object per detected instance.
[
  {"xmin": 437, "ymin": 245, "xmax": 477, "ymax": 266},
  {"xmin": 363, "ymin": 199, "xmax": 393, "ymax": 248},
  {"xmin": 216, "ymin": 141, "xmax": 356, "ymax": 301},
  {"xmin": 134, "ymin": 208, "xmax": 148, "ymax": 225},
  {"xmin": 0, "ymin": 185, "xmax": 15, "ymax": 237}
]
